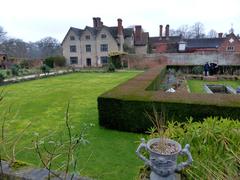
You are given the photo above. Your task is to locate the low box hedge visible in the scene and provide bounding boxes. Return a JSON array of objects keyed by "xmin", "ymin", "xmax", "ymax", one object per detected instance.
[{"xmin": 98, "ymin": 66, "xmax": 240, "ymax": 133}]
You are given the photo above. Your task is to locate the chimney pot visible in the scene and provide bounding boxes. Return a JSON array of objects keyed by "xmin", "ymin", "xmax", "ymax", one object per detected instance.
[
  {"xmin": 159, "ymin": 25, "xmax": 163, "ymax": 39},
  {"xmin": 165, "ymin": 24, "xmax": 170, "ymax": 40}
]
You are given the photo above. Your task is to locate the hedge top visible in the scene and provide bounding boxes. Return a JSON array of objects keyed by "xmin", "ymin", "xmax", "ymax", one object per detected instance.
[{"xmin": 99, "ymin": 66, "xmax": 240, "ymax": 107}]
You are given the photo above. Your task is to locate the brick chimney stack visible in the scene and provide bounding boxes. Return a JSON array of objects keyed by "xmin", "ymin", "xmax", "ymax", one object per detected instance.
[
  {"xmin": 159, "ymin": 25, "xmax": 163, "ymax": 39},
  {"xmin": 218, "ymin": 33, "xmax": 223, "ymax": 38},
  {"xmin": 96, "ymin": 17, "xmax": 101, "ymax": 28},
  {"xmin": 93, "ymin": 18, "xmax": 97, "ymax": 28},
  {"xmin": 117, "ymin": 18, "xmax": 124, "ymax": 52},
  {"xmin": 165, "ymin": 24, "xmax": 169, "ymax": 40},
  {"xmin": 117, "ymin": 18, "xmax": 123, "ymax": 35},
  {"xmin": 135, "ymin": 25, "xmax": 142, "ymax": 41}
]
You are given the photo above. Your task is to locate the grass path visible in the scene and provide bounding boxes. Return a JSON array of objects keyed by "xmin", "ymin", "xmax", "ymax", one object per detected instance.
[{"xmin": 0, "ymin": 72, "xmax": 144, "ymax": 180}]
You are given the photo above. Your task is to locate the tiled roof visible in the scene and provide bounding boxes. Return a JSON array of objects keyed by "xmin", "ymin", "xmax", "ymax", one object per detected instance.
[
  {"xmin": 185, "ymin": 38, "xmax": 225, "ymax": 49},
  {"xmin": 70, "ymin": 26, "xmax": 133, "ymax": 39},
  {"xmin": 70, "ymin": 27, "xmax": 83, "ymax": 36},
  {"xmin": 123, "ymin": 28, "xmax": 134, "ymax": 38}
]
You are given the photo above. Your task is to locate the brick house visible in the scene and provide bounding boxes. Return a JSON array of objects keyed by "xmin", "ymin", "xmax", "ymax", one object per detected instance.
[
  {"xmin": 149, "ymin": 25, "xmax": 240, "ymax": 53},
  {"xmin": 61, "ymin": 17, "xmax": 135, "ymax": 67}
]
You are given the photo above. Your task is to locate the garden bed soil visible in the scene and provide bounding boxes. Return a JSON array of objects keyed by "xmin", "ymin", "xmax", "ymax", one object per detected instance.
[{"xmin": 150, "ymin": 141, "xmax": 179, "ymax": 155}]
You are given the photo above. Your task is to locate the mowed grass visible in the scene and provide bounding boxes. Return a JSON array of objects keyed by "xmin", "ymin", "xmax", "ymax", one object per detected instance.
[
  {"xmin": 0, "ymin": 72, "xmax": 144, "ymax": 180},
  {"xmin": 187, "ymin": 79, "xmax": 240, "ymax": 93}
]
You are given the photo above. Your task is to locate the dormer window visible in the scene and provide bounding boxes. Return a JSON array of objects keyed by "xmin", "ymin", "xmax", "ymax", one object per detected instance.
[
  {"xmin": 85, "ymin": 35, "xmax": 90, "ymax": 40},
  {"xmin": 70, "ymin": 36, "xmax": 75, "ymax": 40},
  {"xmin": 101, "ymin": 34, "xmax": 107, "ymax": 39},
  {"xmin": 226, "ymin": 46, "xmax": 234, "ymax": 51}
]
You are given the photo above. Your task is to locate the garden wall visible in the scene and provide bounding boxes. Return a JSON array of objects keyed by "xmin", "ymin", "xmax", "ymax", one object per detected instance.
[
  {"xmin": 123, "ymin": 52, "xmax": 240, "ymax": 69},
  {"xmin": 98, "ymin": 66, "xmax": 240, "ymax": 133}
]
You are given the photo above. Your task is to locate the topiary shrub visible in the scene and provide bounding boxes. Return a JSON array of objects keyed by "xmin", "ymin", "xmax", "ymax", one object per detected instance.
[{"xmin": 192, "ymin": 66, "xmax": 204, "ymax": 74}]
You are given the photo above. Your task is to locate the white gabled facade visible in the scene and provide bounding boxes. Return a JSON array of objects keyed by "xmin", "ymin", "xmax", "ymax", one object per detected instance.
[{"xmin": 62, "ymin": 17, "xmax": 134, "ymax": 67}]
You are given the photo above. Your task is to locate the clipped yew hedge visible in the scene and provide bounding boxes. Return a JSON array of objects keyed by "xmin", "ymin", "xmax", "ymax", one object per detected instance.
[{"xmin": 98, "ymin": 66, "xmax": 240, "ymax": 133}]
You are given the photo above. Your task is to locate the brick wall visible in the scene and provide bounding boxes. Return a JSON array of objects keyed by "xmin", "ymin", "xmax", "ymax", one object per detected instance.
[{"xmin": 123, "ymin": 52, "xmax": 240, "ymax": 69}]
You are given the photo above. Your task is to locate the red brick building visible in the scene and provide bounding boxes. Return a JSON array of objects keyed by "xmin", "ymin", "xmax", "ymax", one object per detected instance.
[{"xmin": 149, "ymin": 25, "xmax": 240, "ymax": 53}]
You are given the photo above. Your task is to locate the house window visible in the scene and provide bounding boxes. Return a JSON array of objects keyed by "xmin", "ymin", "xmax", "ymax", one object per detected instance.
[
  {"xmin": 226, "ymin": 46, "xmax": 234, "ymax": 51},
  {"xmin": 100, "ymin": 56, "xmax": 108, "ymax": 64},
  {"xmin": 85, "ymin": 35, "xmax": 90, "ymax": 40},
  {"xmin": 101, "ymin": 34, "xmax": 107, "ymax": 39},
  {"xmin": 70, "ymin": 36, "xmax": 75, "ymax": 40},
  {"xmin": 100, "ymin": 44, "xmax": 108, "ymax": 52},
  {"xmin": 70, "ymin": 45, "xmax": 76, "ymax": 52},
  {"xmin": 70, "ymin": 57, "xmax": 78, "ymax": 64},
  {"xmin": 86, "ymin": 45, "xmax": 91, "ymax": 52}
]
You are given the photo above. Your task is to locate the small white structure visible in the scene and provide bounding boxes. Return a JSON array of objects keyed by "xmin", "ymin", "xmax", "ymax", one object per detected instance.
[
  {"xmin": 178, "ymin": 41, "xmax": 187, "ymax": 52},
  {"xmin": 166, "ymin": 88, "xmax": 176, "ymax": 93}
]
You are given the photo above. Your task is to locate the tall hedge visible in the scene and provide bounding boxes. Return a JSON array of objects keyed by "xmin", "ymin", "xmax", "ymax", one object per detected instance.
[
  {"xmin": 98, "ymin": 97, "xmax": 240, "ymax": 133},
  {"xmin": 98, "ymin": 65, "xmax": 240, "ymax": 133}
]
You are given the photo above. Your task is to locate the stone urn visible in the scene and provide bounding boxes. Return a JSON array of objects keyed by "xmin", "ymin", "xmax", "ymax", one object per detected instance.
[{"xmin": 136, "ymin": 138, "xmax": 193, "ymax": 180}]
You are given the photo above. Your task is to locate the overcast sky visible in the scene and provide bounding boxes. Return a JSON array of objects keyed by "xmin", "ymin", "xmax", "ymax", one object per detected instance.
[{"xmin": 0, "ymin": 0, "xmax": 239, "ymax": 42}]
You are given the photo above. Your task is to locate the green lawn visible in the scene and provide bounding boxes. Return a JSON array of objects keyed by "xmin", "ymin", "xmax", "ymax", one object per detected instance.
[
  {"xmin": 0, "ymin": 71, "xmax": 144, "ymax": 180},
  {"xmin": 187, "ymin": 79, "xmax": 240, "ymax": 93}
]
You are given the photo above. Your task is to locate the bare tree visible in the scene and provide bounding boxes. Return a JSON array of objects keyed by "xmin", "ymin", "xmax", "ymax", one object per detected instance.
[
  {"xmin": 208, "ymin": 29, "xmax": 218, "ymax": 38},
  {"xmin": 176, "ymin": 25, "xmax": 193, "ymax": 39},
  {"xmin": 36, "ymin": 37, "xmax": 62, "ymax": 59},
  {"xmin": 0, "ymin": 26, "xmax": 7, "ymax": 43},
  {"xmin": 191, "ymin": 22, "xmax": 205, "ymax": 39},
  {"xmin": 0, "ymin": 38, "xmax": 28, "ymax": 58}
]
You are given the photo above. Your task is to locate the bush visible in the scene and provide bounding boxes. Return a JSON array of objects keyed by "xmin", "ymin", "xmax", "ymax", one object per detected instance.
[
  {"xmin": 10, "ymin": 64, "xmax": 20, "ymax": 76},
  {"xmin": 44, "ymin": 56, "xmax": 66, "ymax": 68},
  {"xmin": 142, "ymin": 117, "xmax": 240, "ymax": 179},
  {"xmin": 40, "ymin": 64, "xmax": 50, "ymax": 74},
  {"xmin": 53, "ymin": 56, "xmax": 66, "ymax": 67},
  {"xmin": 107, "ymin": 62, "xmax": 115, "ymax": 72},
  {"xmin": 43, "ymin": 57, "xmax": 54, "ymax": 68},
  {"xmin": 110, "ymin": 56, "xmax": 122, "ymax": 69},
  {"xmin": 6, "ymin": 70, "xmax": 11, "ymax": 77},
  {"xmin": 192, "ymin": 66, "xmax": 204, "ymax": 74},
  {"xmin": 20, "ymin": 60, "xmax": 30, "ymax": 69},
  {"xmin": 0, "ymin": 71, "xmax": 5, "ymax": 83}
]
